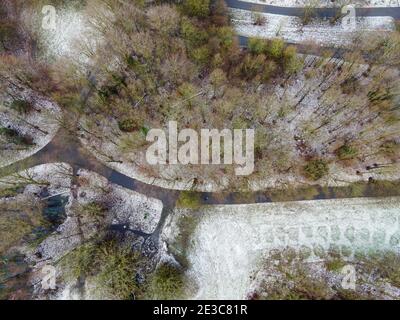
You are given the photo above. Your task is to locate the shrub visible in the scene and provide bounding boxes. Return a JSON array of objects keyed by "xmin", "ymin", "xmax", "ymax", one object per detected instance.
[
  {"xmin": 262, "ymin": 60, "xmax": 278, "ymax": 81},
  {"xmin": 182, "ymin": 0, "xmax": 210, "ymax": 18},
  {"xmin": 283, "ymin": 45, "xmax": 297, "ymax": 61},
  {"xmin": 349, "ymin": 251, "xmax": 400, "ymax": 289},
  {"xmin": 172, "ymin": 214, "xmax": 200, "ymax": 268},
  {"xmin": 341, "ymin": 76, "xmax": 361, "ymax": 95},
  {"xmin": 147, "ymin": 5, "xmax": 180, "ymax": 37},
  {"xmin": 302, "ymin": 2, "xmax": 317, "ymax": 25},
  {"xmin": 303, "ymin": 159, "xmax": 329, "ymax": 180},
  {"xmin": 146, "ymin": 264, "xmax": 185, "ymax": 299},
  {"xmin": 81, "ymin": 202, "xmax": 106, "ymax": 220},
  {"xmin": 267, "ymin": 38, "xmax": 285, "ymax": 60},
  {"xmin": 336, "ymin": 145, "xmax": 358, "ymax": 160},
  {"xmin": 325, "ymin": 258, "xmax": 346, "ymax": 272},
  {"xmin": 252, "ymin": 252, "xmax": 333, "ymax": 300},
  {"xmin": 0, "ymin": 127, "xmax": 34, "ymax": 146},
  {"xmin": 0, "ymin": 202, "xmax": 44, "ymax": 255},
  {"xmin": 95, "ymin": 244, "xmax": 143, "ymax": 299},
  {"xmin": 369, "ymin": 252, "xmax": 400, "ymax": 287},
  {"xmin": 252, "ymin": 249, "xmax": 400, "ymax": 300},
  {"xmin": 216, "ymin": 26, "xmax": 235, "ymax": 50},
  {"xmin": 118, "ymin": 118, "xmax": 139, "ymax": 132},
  {"xmin": 210, "ymin": 68, "xmax": 227, "ymax": 95},
  {"xmin": 252, "ymin": 12, "xmax": 266, "ymax": 26},
  {"xmin": 380, "ymin": 141, "xmax": 400, "ymax": 156},
  {"xmin": 178, "ymin": 82, "xmax": 197, "ymax": 98},
  {"xmin": 61, "ymin": 243, "xmax": 98, "ymax": 280},
  {"xmin": 0, "ymin": 23, "xmax": 19, "ymax": 51},
  {"xmin": 395, "ymin": 21, "xmax": 400, "ymax": 33},
  {"xmin": 283, "ymin": 46, "xmax": 303, "ymax": 74},
  {"xmin": 191, "ymin": 45, "xmax": 211, "ymax": 66},
  {"xmin": 181, "ymin": 18, "xmax": 208, "ymax": 48},
  {"xmin": 211, "ymin": 0, "xmax": 229, "ymax": 26},
  {"xmin": 10, "ymin": 99, "xmax": 33, "ymax": 114},
  {"xmin": 240, "ymin": 53, "xmax": 267, "ymax": 79},
  {"xmin": 0, "ymin": 185, "xmax": 24, "ymax": 198},
  {"xmin": 248, "ymin": 38, "xmax": 268, "ymax": 55},
  {"xmin": 61, "ymin": 241, "xmax": 146, "ymax": 300}
]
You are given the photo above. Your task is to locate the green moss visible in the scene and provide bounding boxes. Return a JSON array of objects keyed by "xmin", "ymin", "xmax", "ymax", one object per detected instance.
[
  {"xmin": 270, "ymin": 186, "xmax": 320, "ymax": 202},
  {"xmin": 176, "ymin": 191, "xmax": 202, "ymax": 209},
  {"xmin": 348, "ymin": 182, "xmax": 366, "ymax": 198}
]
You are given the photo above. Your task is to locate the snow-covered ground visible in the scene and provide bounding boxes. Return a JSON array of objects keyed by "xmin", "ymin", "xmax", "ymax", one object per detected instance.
[
  {"xmin": 0, "ymin": 92, "xmax": 61, "ymax": 169},
  {"xmin": 40, "ymin": 10, "xmax": 88, "ymax": 58},
  {"xmin": 29, "ymin": 3, "xmax": 94, "ymax": 61},
  {"xmin": 239, "ymin": 0, "xmax": 400, "ymax": 7},
  {"xmin": 231, "ymin": 8, "xmax": 394, "ymax": 47},
  {"xmin": 164, "ymin": 197, "xmax": 400, "ymax": 299},
  {"xmin": 18, "ymin": 2, "xmax": 97, "ymax": 63},
  {"xmin": 77, "ymin": 169, "xmax": 163, "ymax": 234},
  {"xmin": 0, "ymin": 162, "xmax": 72, "ymax": 198}
]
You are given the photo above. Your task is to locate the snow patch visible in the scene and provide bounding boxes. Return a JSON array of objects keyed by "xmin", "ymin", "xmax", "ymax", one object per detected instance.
[{"xmin": 179, "ymin": 197, "xmax": 400, "ymax": 299}]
